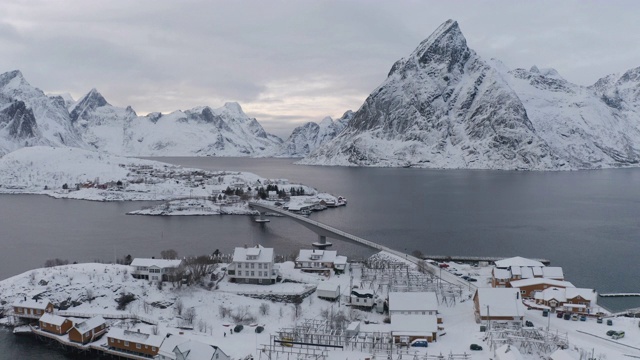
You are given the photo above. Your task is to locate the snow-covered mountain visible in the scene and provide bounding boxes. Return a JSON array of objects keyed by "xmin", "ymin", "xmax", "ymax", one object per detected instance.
[
  {"xmin": 0, "ymin": 70, "xmax": 85, "ymax": 156},
  {"xmin": 0, "ymin": 71, "xmax": 283, "ymax": 157},
  {"xmin": 275, "ymin": 110, "xmax": 353, "ymax": 157},
  {"xmin": 302, "ymin": 20, "xmax": 640, "ymax": 169}
]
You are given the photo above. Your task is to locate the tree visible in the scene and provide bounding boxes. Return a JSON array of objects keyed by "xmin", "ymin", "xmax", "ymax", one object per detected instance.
[
  {"xmin": 185, "ymin": 255, "xmax": 217, "ymax": 284},
  {"xmin": 62, "ymin": 183, "xmax": 68, "ymax": 190},
  {"xmin": 412, "ymin": 250, "xmax": 424, "ymax": 259},
  {"xmin": 183, "ymin": 307, "xmax": 196, "ymax": 325},
  {"xmin": 124, "ymin": 254, "xmax": 133, "ymax": 265},
  {"xmin": 160, "ymin": 249, "xmax": 178, "ymax": 260}
]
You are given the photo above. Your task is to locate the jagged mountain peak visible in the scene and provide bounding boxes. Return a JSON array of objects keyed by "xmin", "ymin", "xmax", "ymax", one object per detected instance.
[
  {"xmin": 0, "ymin": 70, "xmax": 26, "ymax": 87},
  {"xmin": 319, "ymin": 116, "xmax": 333, "ymax": 126},
  {"xmin": 82, "ymin": 88, "xmax": 109, "ymax": 106},
  {"xmin": 222, "ymin": 102, "xmax": 244, "ymax": 115}
]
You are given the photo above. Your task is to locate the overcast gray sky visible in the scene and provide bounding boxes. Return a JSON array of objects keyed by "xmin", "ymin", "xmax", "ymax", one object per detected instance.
[{"xmin": 1, "ymin": 0, "xmax": 639, "ymax": 139}]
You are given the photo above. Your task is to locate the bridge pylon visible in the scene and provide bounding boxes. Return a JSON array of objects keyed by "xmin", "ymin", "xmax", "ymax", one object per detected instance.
[{"xmin": 312, "ymin": 235, "xmax": 332, "ymax": 249}]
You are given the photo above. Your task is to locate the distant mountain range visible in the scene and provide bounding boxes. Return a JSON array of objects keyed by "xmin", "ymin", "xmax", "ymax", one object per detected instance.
[
  {"xmin": 301, "ymin": 20, "xmax": 640, "ymax": 170},
  {"xmin": 3, "ymin": 20, "xmax": 640, "ymax": 169}
]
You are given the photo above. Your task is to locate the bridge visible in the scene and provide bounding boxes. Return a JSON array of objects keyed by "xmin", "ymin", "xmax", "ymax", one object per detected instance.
[{"xmin": 248, "ymin": 202, "xmax": 476, "ymax": 290}]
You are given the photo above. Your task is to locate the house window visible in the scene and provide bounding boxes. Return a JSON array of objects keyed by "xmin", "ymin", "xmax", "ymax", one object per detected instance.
[
  {"xmin": 152, "ymin": 347, "xmax": 156, "ymax": 351},
  {"xmin": 110, "ymin": 338, "xmax": 114, "ymax": 343},
  {"xmin": 521, "ymin": 290, "xmax": 526, "ymax": 294},
  {"xmin": 136, "ymin": 343, "xmax": 141, "ymax": 349},
  {"xmin": 145, "ymin": 345, "xmax": 148, "ymax": 349},
  {"xmin": 238, "ymin": 263, "xmax": 242, "ymax": 268},
  {"xmin": 124, "ymin": 341, "xmax": 129, "ymax": 346},
  {"xmin": 251, "ymin": 271, "xmax": 255, "ymax": 276},
  {"xmin": 238, "ymin": 271, "xmax": 242, "ymax": 276},
  {"xmin": 56, "ymin": 325, "xmax": 60, "ymax": 330},
  {"xmin": 251, "ymin": 263, "xmax": 255, "ymax": 269},
  {"xmin": 258, "ymin": 263, "xmax": 262, "ymax": 269},
  {"xmin": 85, "ymin": 332, "xmax": 90, "ymax": 337}
]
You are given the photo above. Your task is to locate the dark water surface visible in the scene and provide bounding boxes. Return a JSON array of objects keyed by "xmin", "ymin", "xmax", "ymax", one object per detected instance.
[{"xmin": 1, "ymin": 157, "xmax": 639, "ymax": 357}]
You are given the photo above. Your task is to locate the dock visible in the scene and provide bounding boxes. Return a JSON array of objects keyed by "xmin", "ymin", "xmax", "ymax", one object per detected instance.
[
  {"xmin": 600, "ymin": 293, "xmax": 640, "ymax": 297},
  {"xmin": 420, "ymin": 255, "xmax": 551, "ymax": 266}
]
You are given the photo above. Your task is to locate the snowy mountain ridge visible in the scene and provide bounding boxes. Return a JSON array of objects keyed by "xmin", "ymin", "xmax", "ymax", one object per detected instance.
[
  {"xmin": 0, "ymin": 73, "xmax": 287, "ymax": 157},
  {"xmin": 301, "ymin": 20, "xmax": 640, "ymax": 170},
  {"xmin": 275, "ymin": 111, "xmax": 353, "ymax": 157}
]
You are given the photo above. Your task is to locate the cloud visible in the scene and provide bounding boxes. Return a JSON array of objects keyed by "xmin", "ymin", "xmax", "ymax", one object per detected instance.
[{"xmin": 1, "ymin": 0, "xmax": 639, "ymax": 138}]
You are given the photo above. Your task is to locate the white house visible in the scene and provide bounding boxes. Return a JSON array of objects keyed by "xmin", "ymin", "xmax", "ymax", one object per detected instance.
[
  {"xmin": 388, "ymin": 292, "xmax": 438, "ymax": 316},
  {"xmin": 131, "ymin": 258, "xmax": 183, "ymax": 282},
  {"xmin": 350, "ymin": 289, "xmax": 377, "ymax": 308},
  {"xmin": 295, "ymin": 249, "xmax": 343, "ymax": 274},
  {"xmin": 316, "ymin": 281, "xmax": 340, "ymax": 300},
  {"xmin": 473, "ymin": 288, "xmax": 525, "ymax": 322},
  {"xmin": 227, "ymin": 245, "xmax": 278, "ymax": 285}
]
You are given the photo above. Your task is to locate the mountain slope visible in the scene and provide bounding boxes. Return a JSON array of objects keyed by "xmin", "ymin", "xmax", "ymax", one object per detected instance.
[
  {"xmin": 0, "ymin": 70, "xmax": 85, "ymax": 156},
  {"xmin": 500, "ymin": 65, "xmax": 640, "ymax": 167},
  {"xmin": 275, "ymin": 111, "xmax": 353, "ymax": 157},
  {"xmin": 123, "ymin": 102, "xmax": 282, "ymax": 156},
  {"xmin": 301, "ymin": 20, "xmax": 559, "ymax": 169}
]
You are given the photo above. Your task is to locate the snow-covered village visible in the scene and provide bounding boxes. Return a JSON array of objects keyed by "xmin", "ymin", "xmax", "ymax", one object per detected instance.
[{"xmin": 2, "ymin": 247, "xmax": 638, "ymax": 360}]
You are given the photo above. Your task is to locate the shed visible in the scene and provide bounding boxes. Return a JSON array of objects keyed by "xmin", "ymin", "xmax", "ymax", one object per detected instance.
[
  {"xmin": 390, "ymin": 314, "xmax": 438, "ymax": 343},
  {"xmin": 316, "ymin": 281, "xmax": 340, "ymax": 300}
]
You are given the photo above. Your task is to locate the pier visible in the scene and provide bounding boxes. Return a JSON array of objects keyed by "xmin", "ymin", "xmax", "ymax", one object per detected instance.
[
  {"xmin": 418, "ymin": 255, "xmax": 551, "ymax": 265},
  {"xmin": 600, "ymin": 293, "xmax": 640, "ymax": 297}
]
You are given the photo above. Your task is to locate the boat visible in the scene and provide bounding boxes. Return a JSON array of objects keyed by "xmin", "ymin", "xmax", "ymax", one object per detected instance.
[
  {"xmin": 324, "ymin": 200, "xmax": 337, "ymax": 207},
  {"xmin": 311, "ymin": 204, "xmax": 327, "ymax": 211},
  {"xmin": 299, "ymin": 209, "xmax": 311, "ymax": 216},
  {"xmin": 337, "ymin": 196, "xmax": 347, "ymax": 206}
]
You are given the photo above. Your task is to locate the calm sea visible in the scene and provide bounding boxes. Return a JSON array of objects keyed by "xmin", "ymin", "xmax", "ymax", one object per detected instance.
[{"xmin": 1, "ymin": 157, "xmax": 639, "ymax": 357}]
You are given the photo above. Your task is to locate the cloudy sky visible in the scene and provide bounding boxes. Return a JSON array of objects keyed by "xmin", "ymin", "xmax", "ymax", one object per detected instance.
[{"xmin": 1, "ymin": 0, "xmax": 639, "ymax": 138}]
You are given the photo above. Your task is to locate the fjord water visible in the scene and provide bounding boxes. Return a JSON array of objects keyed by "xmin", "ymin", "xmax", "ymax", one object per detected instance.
[{"xmin": 1, "ymin": 158, "xmax": 639, "ymax": 357}]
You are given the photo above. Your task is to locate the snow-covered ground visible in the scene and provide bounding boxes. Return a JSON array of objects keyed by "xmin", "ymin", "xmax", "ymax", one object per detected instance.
[
  {"xmin": 0, "ymin": 146, "xmax": 339, "ymax": 216},
  {"xmin": 1, "ymin": 253, "xmax": 637, "ymax": 359}
]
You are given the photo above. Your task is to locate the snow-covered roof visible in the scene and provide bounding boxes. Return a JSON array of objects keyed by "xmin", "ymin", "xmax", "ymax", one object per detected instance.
[
  {"xmin": 74, "ymin": 316, "xmax": 106, "ymax": 332},
  {"xmin": 534, "ymin": 288, "xmax": 567, "ymax": 302},
  {"xmin": 316, "ymin": 281, "xmax": 340, "ymax": 292},
  {"xmin": 510, "ymin": 266, "xmax": 521, "ymax": 276},
  {"xmin": 566, "ymin": 288, "xmax": 597, "ymax": 302},
  {"xmin": 389, "ymin": 292, "xmax": 438, "ymax": 312},
  {"xmin": 495, "ymin": 344, "xmax": 523, "ymax": 360},
  {"xmin": 475, "ymin": 288, "xmax": 524, "ymax": 317},
  {"xmin": 39, "ymin": 313, "xmax": 69, "ymax": 326},
  {"xmin": 107, "ymin": 328, "xmax": 164, "ymax": 347},
  {"xmin": 334, "ymin": 255, "xmax": 347, "ymax": 265},
  {"xmin": 495, "ymin": 257, "xmax": 544, "ymax": 268},
  {"xmin": 493, "ymin": 268, "xmax": 511, "ymax": 280},
  {"xmin": 297, "ymin": 249, "xmax": 337, "ymax": 262},
  {"xmin": 390, "ymin": 314, "xmax": 438, "ymax": 334},
  {"xmin": 158, "ymin": 333, "xmax": 189, "ymax": 358},
  {"xmin": 532, "ymin": 266, "xmax": 543, "ymax": 276},
  {"xmin": 549, "ymin": 349, "xmax": 577, "ymax": 360},
  {"xmin": 351, "ymin": 289, "xmax": 374, "ymax": 297},
  {"xmin": 232, "ymin": 245, "xmax": 273, "ymax": 263},
  {"xmin": 12, "ymin": 297, "xmax": 51, "ymax": 310},
  {"xmin": 175, "ymin": 340, "xmax": 222, "ymax": 359},
  {"xmin": 510, "ymin": 278, "xmax": 575, "ymax": 288},
  {"xmin": 130, "ymin": 258, "xmax": 182, "ymax": 268},
  {"xmin": 543, "ymin": 267, "xmax": 564, "ymax": 279},
  {"xmin": 519, "ymin": 267, "xmax": 534, "ymax": 279}
]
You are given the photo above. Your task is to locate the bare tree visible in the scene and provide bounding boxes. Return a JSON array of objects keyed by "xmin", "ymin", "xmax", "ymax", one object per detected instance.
[
  {"xmin": 183, "ymin": 307, "xmax": 196, "ymax": 325},
  {"xmin": 259, "ymin": 303, "xmax": 270, "ymax": 316},
  {"xmin": 85, "ymin": 289, "xmax": 94, "ymax": 304},
  {"xmin": 160, "ymin": 249, "xmax": 179, "ymax": 259},
  {"xmin": 218, "ymin": 305, "xmax": 232, "ymax": 318},
  {"xmin": 232, "ymin": 305, "xmax": 256, "ymax": 324},
  {"xmin": 175, "ymin": 299, "xmax": 184, "ymax": 316},
  {"xmin": 185, "ymin": 256, "xmax": 217, "ymax": 284}
]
